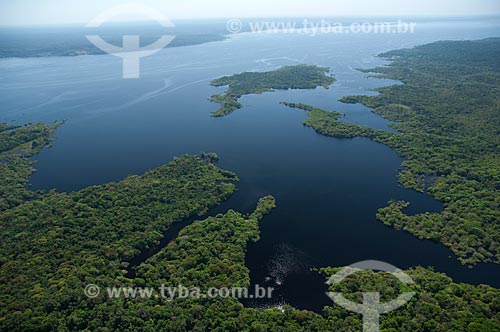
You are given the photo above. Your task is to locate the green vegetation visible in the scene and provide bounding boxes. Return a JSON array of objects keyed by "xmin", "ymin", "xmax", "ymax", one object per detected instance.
[
  {"xmin": 281, "ymin": 103, "xmax": 423, "ymax": 191},
  {"xmin": 0, "ymin": 123, "xmax": 19, "ymax": 132},
  {"xmin": 0, "ymin": 122, "xmax": 61, "ymax": 211},
  {"xmin": 281, "ymin": 102, "xmax": 383, "ymax": 139},
  {"xmin": 321, "ymin": 266, "xmax": 500, "ymax": 332},
  {"xmin": 0, "ymin": 153, "xmax": 240, "ymax": 331},
  {"xmin": 343, "ymin": 38, "xmax": 500, "ymax": 265},
  {"xmin": 210, "ymin": 65, "xmax": 335, "ymax": 117},
  {"xmin": 286, "ymin": 38, "xmax": 500, "ymax": 266}
]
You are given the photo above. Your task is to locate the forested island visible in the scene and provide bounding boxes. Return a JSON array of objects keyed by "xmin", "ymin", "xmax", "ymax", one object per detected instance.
[
  {"xmin": 209, "ymin": 65, "xmax": 335, "ymax": 117},
  {"xmin": 283, "ymin": 38, "xmax": 500, "ymax": 266}
]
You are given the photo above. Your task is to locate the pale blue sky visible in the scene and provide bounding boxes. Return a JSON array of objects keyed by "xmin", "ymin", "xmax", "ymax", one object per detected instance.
[{"xmin": 1, "ymin": 0, "xmax": 500, "ymax": 26}]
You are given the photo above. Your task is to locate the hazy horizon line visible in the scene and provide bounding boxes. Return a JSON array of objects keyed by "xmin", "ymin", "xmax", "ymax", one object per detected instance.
[{"xmin": 1, "ymin": 14, "xmax": 499, "ymax": 28}]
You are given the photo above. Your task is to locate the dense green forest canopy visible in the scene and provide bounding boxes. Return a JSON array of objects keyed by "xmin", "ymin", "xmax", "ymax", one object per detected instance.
[
  {"xmin": 209, "ymin": 65, "xmax": 335, "ymax": 117},
  {"xmin": 0, "ymin": 152, "xmax": 240, "ymax": 330},
  {"xmin": 0, "ymin": 122, "xmax": 61, "ymax": 211},
  {"xmin": 320, "ymin": 266, "xmax": 500, "ymax": 332},
  {"xmin": 285, "ymin": 38, "xmax": 500, "ymax": 266},
  {"xmin": 281, "ymin": 102, "xmax": 382, "ymax": 139}
]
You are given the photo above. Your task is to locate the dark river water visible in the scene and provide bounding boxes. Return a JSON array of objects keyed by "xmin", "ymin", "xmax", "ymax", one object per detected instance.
[{"xmin": 1, "ymin": 17, "xmax": 500, "ymax": 312}]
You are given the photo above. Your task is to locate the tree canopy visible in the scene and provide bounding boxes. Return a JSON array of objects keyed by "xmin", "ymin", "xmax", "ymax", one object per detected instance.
[{"xmin": 210, "ymin": 65, "xmax": 335, "ymax": 117}]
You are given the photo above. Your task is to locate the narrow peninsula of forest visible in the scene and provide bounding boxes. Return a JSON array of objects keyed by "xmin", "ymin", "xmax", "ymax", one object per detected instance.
[
  {"xmin": 0, "ymin": 121, "xmax": 62, "ymax": 211},
  {"xmin": 209, "ymin": 64, "xmax": 335, "ymax": 117},
  {"xmin": 281, "ymin": 102, "xmax": 385, "ymax": 139}
]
